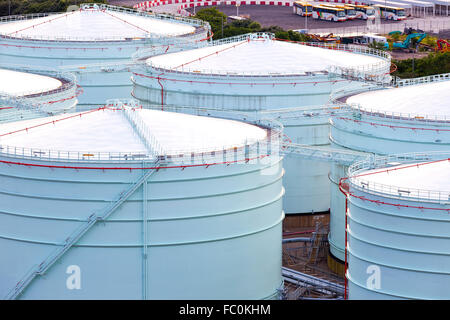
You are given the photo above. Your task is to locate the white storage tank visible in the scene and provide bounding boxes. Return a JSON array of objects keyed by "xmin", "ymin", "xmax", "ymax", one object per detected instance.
[
  {"xmin": 344, "ymin": 153, "xmax": 450, "ymax": 299},
  {"xmin": 0, "ymin": 66, "xmax": 78, "ymax": 122},
  {"xmin": 0, "ymin": 3, "xmax": 210, "ymax": 109},
  {"xmin": 328, "ymin": 74, "xmax": 450, "ymax": 264},
  {"xmin": 132, "ymin": 32, "xmax": 391, "ymax": 214},
  {"xmin": 0, "ymin": 101, "xmax": 284, "ymax": 300}
]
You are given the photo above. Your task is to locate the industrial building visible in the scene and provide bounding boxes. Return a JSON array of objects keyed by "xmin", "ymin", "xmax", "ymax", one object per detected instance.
[
  {"xmin": 0, "ymin": 101, "xmax": 284, "ymax": 299},
  {"xmin": 0, "ymin": 65, "xmax": 78, "ymax": 122},
  {"xmin": 343, "ymin": 152, "xmax": 450, "ymax": 299},
  {"xmin": 131, "ymin": 32, "xmax": 391, "ymax": 215},
  {"xmin": 328, "ymin": 73, "xmax": 450, "ymax": 266},
  {"xmin": 0, "ymin": 3, "xmax": 210, "ymax": 109}
]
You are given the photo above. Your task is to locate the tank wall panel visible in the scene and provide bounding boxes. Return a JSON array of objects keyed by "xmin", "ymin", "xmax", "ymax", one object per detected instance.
[
  {"xmin": 0, "ymin": 39, "xmax": 152, "ymax": 62},
  {"xmin": 18, "ymin": 222, "xmax": 282, "ymax": 300},
  {"xmin": 329, "ymin": 161, "xmax": 348, "ymax": 261},
  {"xmin": 329, "ymin": 117, "xmax": 450, "ymax": 261},
  {"xmin": 283, "ymin": 120, "xmax": 330, "ymax": 213},
  {"xmin": 283, "ymin": 157, "xmax": 330, "ymax": 213},
  {"xmin": 348, "ymin": 188, "xmax": 450, "ymax": 299},
  {"xmin": 331, "ymin": 117, "xmax": 450, "ymax": 154},
  {"xmin": 0, "ymin": 156, "xmax": 283, "ymax": 299},
  {"xmin": 132, "ymin": 74, "xmax": 361, "ymax": 110}
]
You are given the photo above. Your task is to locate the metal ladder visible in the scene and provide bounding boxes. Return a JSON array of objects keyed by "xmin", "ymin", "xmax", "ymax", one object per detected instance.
[
  {"xmin": 307, "ymin": 223, "xmax": 326, "ymax": 265},
  {"xmin": 4, "ymin": 161, "xmax": 159, "ymax": 300}
]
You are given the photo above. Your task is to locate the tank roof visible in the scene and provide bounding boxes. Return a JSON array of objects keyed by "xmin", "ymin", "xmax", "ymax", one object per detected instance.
[
  {"xmin": 0, "ymin": 108, "xmax": 267, "ymax": 156},
  {"xmin": 350, "ymin": 159, "xmax": 450, "ymax": 201},
  {"xmin": 0, "ymin": 68, "xmax": 62, "ymax": 96},
  {"xmin": 146, "ymin": 37, "xmax": 386, "ymax": 75},
  {"xmin": 346, "ymin": 81, "xmax": 450, "ymax": 117},
  {"xmin": 0, "ymin": 6, "xmax": 196, "ymax": 41}
]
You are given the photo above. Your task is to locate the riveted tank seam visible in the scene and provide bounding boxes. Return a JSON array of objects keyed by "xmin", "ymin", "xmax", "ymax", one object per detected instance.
[
  {"xmin": 0, "ymin": 213, "xmax": 284, "ymax": 247},
  {"xmin": 0, "ymin": 188, "xmax": 285, "ymax": 222},
  {"xmin": 0, "ymin": 169, "xmax": 283, "ymax": 202}
]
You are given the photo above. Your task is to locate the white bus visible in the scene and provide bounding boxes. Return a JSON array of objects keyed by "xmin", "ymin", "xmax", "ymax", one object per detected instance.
[
  {"xmin": 312, "ymin": 5, "xmax": 347, "ymax": 22},
  {"xmin": 346, "ymin": 4, "xmax": 376, "ymax": 20},
  {"xmin": 293, "ymin": 1, "xmax": 313, "ymax": 17},
  {"xmin": 320, "ymin": 4, "xmax": 357, "ymax": 20},
  {"xmin": 373, "ymin": 4, "xmax": 406, "ymax": 20}
]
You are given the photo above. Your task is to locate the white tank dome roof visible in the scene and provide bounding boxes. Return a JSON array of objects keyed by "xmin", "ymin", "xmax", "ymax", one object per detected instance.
[
  {"xmin": 0, "ymin": 68, "xmax": 62, "ymax": 96},
  {"xmin": 146, "ymin": 37, "xmax": 385, "ymax": 75},
  {"xmin": 0, "ymin": 7, "xmax": 196, "ymax": 41},
  {"xmin": 346, "ymin": 80, "xmax": 450, "ymax": 118},
  {"xmin": 351, "ymin": 160, "xmax": 450, "ymax": 199},
  {"xmin": 0, "ymin": 108, "xmax": 267, "ymax": 155}
]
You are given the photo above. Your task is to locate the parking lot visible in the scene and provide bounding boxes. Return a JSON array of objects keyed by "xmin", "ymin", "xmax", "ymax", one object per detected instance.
[
  {"xmin": 187, "ymin": 5, "xmax": 405, "ymax": 30},
  {"xmin": 110, "ymin": 1, "xmax": 450, "ymax": 36}
]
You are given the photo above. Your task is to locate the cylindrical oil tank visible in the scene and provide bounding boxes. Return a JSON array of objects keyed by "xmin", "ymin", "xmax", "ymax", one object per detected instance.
[
  {"xmin": 131, "ymin": 32, "xmax": 391, "ymax": 214},
  {"xmin": 0, "ymin": 66, "xmax": 78, "ymax": 122},
  {"xmin": 0, "ymin": 102, "xmax": 284, "ymax": 299},
  {"xmin": 0, "ymin": 3, "xmax": 210, "ymax": 109},
  {"xmin": 345, "ymin": 153, "xmax": 450, "ymax": 299},
  {"xmin": 329, "ymin": 75, "xmax": 450, "ymax": 262},
  {"xmin": 263, "ymin": 106, "xmax": 334, "ymax": 214}
]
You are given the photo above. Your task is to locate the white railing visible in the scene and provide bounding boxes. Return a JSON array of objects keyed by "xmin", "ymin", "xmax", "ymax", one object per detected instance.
[
  {"xmin": 0, "ymin": 3, "xmax": 210, "ymax": 42},
  {"xmin": 0, "ymin": 3, "xmax": 209, "ymax": 28},
  {"xmin": 83, "ymin": 3, "xmax": 209, "ymax": 28},
  {"xmin": 60, "ymin": 61, "xmax": 135, "ymax": 73},
  {"xmin": 132, "ymin": 36, "xmax": 209, "ymax": 61},
  {"xmin": 348, "ymin": 152, "xmax": 450, "ymax": 203},
  {"xmin": 284, "ymin": 143, "xmax": 370, "ymax": 165},
  {"xmin": 122, "ymin": 103, "xmax": 165, "ymax": 156},
  {"xmin": 214, "ymin": 32, "xmax": 275, "ymax": 45},
  {"xmin": 329, "ymin": 73, "xmax": 450, "ymax": 124},
  {"xmin": 0, "ymin": 64, "xmax": 78, "ymax": 120},
  {"xmin": 0, "ymin": 145, "xmax": 154, "ymax": 163},
  {"xmin": 132, "ymin": 103, "xmax": 368, "ymax": 165},
  {"xmin": 0, "ymin": 63, "xmax": 77, "ymax": 98},
  {"xmin": 395, "ymin": 72, "xmax": 450, "ymax": 87},
  {"xmin": 0, "ymin": 100, "xmax": 283, "ymax": 166},
  {"xmin": 259, "ymin": 104, "xmax": 350, "ymax": 120},
  {"xmin": 344, "ymin": 104, "xmax": 450, "ymax": 123},
  {"xmin": 146, "ymin": 33, "xmax": 391, "ymax": 80},
  {"xmin": 0, "ymin": 12, "xmax": 55, "ymax": 23}
]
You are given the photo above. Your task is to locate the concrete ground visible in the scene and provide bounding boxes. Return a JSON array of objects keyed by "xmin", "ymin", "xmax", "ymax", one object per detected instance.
[{"xmin": 109, "ymin": 0, "xmax": 140, "ymax": 6}]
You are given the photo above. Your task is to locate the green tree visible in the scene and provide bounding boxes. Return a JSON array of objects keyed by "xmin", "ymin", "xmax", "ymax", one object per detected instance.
[
  {"xmin": 194, "ymin": 7, "xmax": 311, "ymax": 41},
  {"xmin": 368, "ymin": 41, "xmax": 387, "ymax": 51},
  {"xmin": 193, "ymin": 7, "xmax": 227, "ymax": 40},
  {"xmin": 393, "ymin": 52, "xmax": 450, "ymax": 78}
]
